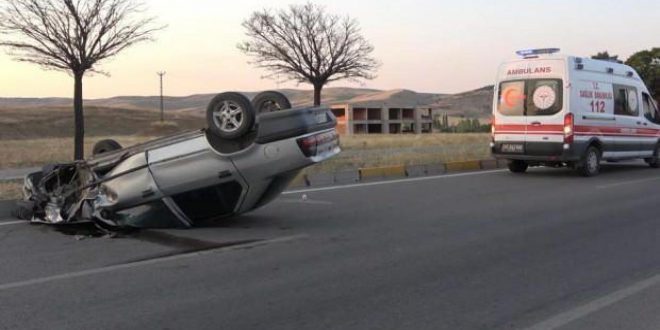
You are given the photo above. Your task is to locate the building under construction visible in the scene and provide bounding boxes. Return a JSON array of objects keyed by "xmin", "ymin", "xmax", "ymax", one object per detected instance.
[{"xmin": 329, "ymin": 104, "xmax": 438, "ymax": 135}]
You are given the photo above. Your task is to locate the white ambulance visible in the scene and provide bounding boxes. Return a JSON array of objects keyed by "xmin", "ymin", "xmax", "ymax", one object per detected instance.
[{"xmin": 491, "ymin": 48, "xmax": 660, "ymax": 176}]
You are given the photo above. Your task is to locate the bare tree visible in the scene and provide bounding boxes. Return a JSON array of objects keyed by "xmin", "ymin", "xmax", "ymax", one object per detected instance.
[
  {"xmin": 0, "ymin": 0, "xmax": 162, "ymax": 160},
  {"xmin": 239, "ymin": 2, "xmax": 379, "ymax": 106}
]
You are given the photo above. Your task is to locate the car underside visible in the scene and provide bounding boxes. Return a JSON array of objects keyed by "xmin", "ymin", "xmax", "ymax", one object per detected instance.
[{"xmin": 16, "ymin": 91, "xmax": 340, "ymax": 229}]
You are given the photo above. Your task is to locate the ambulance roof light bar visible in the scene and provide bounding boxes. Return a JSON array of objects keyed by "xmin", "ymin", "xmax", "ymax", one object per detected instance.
[{"xmin": 516, "ymin": 48, "xmax": 561, "ymax": 58}]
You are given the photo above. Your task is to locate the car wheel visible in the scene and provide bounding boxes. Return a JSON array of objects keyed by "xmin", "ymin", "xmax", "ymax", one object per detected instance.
[
  {"xmin": 92, "ymin": 139, "xmax": 123, "ymax": 156},
  {"xmin": 508, "ymin": 160, "xmax": 528, "ymax": 173},
  {"xmin": 577, "ymin": 146, "xmax": 601, "ymax": 177},
  {"xmin": 251, "ymin": 91, "xmax": 292, "ymax": 113},
  {"xmin": 206, "ymin": 92, "xmax": 256, "ymax": 139},
  {"xmin": 646, "ymin": 144, "xmax": 660, "ymax": 168}
]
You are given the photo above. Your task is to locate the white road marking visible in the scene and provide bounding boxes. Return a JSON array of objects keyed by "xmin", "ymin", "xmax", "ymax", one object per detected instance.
[
  {"xmin": 283, "ymin": 169, "xmax": 507, "ymax": 195},
  {"xmin": 276, "ymin": 199, "xmax": 334, "ymax": 205},
  {"xmin": 525, "ymin": 272, "xmax": 660, "ymax": 330},
  {"xmin": 596, "ymin": 176, "xmax": 660, "ymax": 189},
  {"xmin": 0, "ymin": 234, "xmax": 308, "ymax": 292},
  {"xmin": 0, "ymin": 221, "xmax": 24, "ymax": 227}
]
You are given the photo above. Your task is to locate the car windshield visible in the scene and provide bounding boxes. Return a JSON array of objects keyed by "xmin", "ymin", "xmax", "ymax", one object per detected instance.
[{"xmin": 497, "ymin": 79, "xmax": 563, "ymax": 116}]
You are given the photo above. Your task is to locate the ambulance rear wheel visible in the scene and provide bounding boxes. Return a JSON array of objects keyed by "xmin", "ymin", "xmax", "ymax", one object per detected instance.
[
  {"xmin": 577, "ymin": 146, "xmax": 601, "ymax": 177},
  {"xmin": 508, "ymin": 160, "xmax": 528, "ymax": 173},
  {"xmin": 646, "ymin": 145, "xmax": 660, "ymax": 168}
]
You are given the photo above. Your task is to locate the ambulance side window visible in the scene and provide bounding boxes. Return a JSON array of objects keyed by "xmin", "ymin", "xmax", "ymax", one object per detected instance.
[
  {"xmin": 643, "ymin": 93, "xmax": 660, "ymax": 124},
  {"xmin": 613, "ymin": 85, "xmax": 639, "ymax": 117}
]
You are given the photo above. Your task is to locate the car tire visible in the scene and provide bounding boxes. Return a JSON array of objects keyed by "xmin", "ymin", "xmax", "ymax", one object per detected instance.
[
  {"xmin": 206, "ymin": 92, "xmax": 256, "ymax": 140},
  {"xmin": 577, "ymin": 146, "xmax": 601, "ymax": 177},
  {"xmin": 508, "ymin": 160, "xmax": 528, "ymax": 173},
  {"xmin": 646, "ymin": 145, "xmax": 660, "ymax": 168},
  {"xmin": 251, "ymin": 91, "xmax": 292, "ymax": 113},
  {"xmin": 92, "ymin": 139, "xmax": 123, "ymax": 156}
]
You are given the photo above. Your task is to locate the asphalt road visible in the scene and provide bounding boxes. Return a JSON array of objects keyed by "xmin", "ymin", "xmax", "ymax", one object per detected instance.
[{"xmin": 1, "ymin": 163, "xmax": 660, "ymax": 329}]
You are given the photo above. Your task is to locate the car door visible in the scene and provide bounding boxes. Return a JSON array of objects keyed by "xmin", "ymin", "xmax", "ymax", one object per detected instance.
[{"xmin": 147, "ymin": 135, "xmax": 241, "ymax": 196}]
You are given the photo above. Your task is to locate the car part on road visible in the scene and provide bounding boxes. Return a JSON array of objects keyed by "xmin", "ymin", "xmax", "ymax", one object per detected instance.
[
  {"xmin": 206, "ymin": 92, "xmax": 256, "ymax": 140},
  {"xmin": 92, "ymin": 139, "xmax": 123, "ymax": 156},
  {"xmin": 252, "ymin": 91, "xmax": 292, "ymax": 113},
  {"xmin": 17, "ymin": 91, "xmax": 340, "ymax": 230}
]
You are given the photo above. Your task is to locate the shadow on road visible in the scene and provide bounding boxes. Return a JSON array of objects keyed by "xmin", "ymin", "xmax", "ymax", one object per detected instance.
[
  {"xmin": 519, "ymin": 163, "xmax": 652, "ymax": 178},
  {"xmin": 19, "ymin": 212, "xmax": 289, "ymax": 240}
]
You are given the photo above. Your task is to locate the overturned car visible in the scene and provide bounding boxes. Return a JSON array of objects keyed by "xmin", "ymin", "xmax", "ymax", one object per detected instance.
[{"xmin": 16, "ymin": 91, "xmax": 340, "ymax": 229}]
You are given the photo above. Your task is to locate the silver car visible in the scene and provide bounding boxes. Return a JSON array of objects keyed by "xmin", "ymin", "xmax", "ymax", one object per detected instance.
[{"xmin": 16, "ymin": 91, "xmax": 340, "ymax": 229}]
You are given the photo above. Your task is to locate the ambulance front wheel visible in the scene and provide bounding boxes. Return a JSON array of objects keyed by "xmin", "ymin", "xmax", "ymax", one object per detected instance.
[{"xmin": 507, "ymin": 160, "xmax": 528, "ymax": 173}]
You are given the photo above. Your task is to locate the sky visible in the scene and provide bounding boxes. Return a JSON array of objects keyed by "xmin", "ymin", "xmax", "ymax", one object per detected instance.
[{"xmin": 0, "ymin": 0, "xmax": 658, "ymax": 98}]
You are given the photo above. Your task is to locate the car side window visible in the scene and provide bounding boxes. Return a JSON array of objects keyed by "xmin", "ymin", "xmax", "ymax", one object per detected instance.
[
  {"xmin": 643, "ymin": 93, "xmax": 660, "ymax": 124},
  {"xmin": 613, "ymin": 85, "xmax": 639, "ymax": 117}
]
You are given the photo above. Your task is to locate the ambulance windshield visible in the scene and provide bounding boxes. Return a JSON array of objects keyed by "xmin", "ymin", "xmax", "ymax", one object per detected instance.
[{"xmin": 497, "ymin": 79, "xmax": 563, "ymax": 116}]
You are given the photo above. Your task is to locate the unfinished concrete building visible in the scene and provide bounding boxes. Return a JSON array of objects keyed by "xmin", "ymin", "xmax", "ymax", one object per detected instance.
[{"xmin": 330, "ymin": 104, "xmax": 435, "ymax": 135}]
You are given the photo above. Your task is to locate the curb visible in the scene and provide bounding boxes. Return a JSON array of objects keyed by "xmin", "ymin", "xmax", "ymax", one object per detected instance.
[
  {"xmin": 291, "ymin": 159, "xmax": 507, "ymax": 189},
  {"xmin": 0, "ymin": 200, "xmax": 15, "ymax": 218},
  {"xmin": 445, "ymin": 160, "xmax": 482, "ymax": 172},
  {"xmin": 0, "ymin": 167, "xmax": 40, "ymax": 181},
  {"xmin": 359, "ymin": 165, "xmax": 406, "ymax": 181}
]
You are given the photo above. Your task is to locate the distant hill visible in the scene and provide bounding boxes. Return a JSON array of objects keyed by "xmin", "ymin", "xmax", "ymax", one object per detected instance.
[
  {"xmin": 429, "ymin": 85, "xmax": 494, "ymax": 118},
  {"xmin": 0, "ymin": 87, "xmax": 387, "ymax": 112},
  {"xmin": 0, "ymin": 86, "xmax": 495, "ymax": 118}
]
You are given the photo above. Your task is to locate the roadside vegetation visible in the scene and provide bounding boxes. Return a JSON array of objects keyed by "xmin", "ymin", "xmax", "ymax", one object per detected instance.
[
  {"xmin": 0, "ymin": 136, "xmax": 155, "ymax": 169},
  {"xmin": 0, "ymin": 181, "xmax": 22, "ymax": 200},
  {"xmin": 306, "ymin": 133, "xmax": 490, "ymax": 174},
  {"xmin": 0, "ymin": 132, "xmax": 490, "ymax": 199},
  {"xmin": 0, "ymin": 133, "xmax": 490, "ymax": 170}
]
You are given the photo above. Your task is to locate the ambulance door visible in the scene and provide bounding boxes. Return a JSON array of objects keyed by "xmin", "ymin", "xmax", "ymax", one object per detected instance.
[
  {"xmin": 525, "ymin": 79, "xmax": 565, "ymax": 149},
  {"xmin": 494, "ymin": 80, "xmax": 527, "ymax": 154}
]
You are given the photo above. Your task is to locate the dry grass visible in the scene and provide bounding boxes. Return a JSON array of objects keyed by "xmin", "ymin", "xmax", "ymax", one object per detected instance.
[
  {"xmin": 0, "ymin": 106, "xmax": 203, "ymax": 140},
  {"xmin": 305, "ymin": 133, "xmax": 491, "ymax": 174},
  {"xmin": 0, "ymin": 133, "xmax": 490, "ymax": 170},
  {"xmin": 0, "ymin": 133, "xmax": 491, "ymax": 199},
  {"xmin": 339, "ymin": 133, "xmax": 489, "ymax": 149},
  {"xmin": 0, "ymin": 136, "xmax": 154, "ymax": 169},
  {"xmin": 0, "ymin": 181, "xmax": 22, "ymax": 200}
]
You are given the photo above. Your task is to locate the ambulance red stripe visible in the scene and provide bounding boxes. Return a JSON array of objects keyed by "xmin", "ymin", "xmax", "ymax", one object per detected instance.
[{"xmin": 494, "ymin": 124, "xmax": 660, "ymax": 137}]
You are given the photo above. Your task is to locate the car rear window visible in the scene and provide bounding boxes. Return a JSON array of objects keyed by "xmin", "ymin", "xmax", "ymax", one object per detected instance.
[{"xmin": 497, "ymin": 79, "xmax": 563, "ymax": 116}]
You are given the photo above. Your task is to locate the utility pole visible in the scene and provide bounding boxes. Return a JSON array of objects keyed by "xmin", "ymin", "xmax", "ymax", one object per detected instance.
[{"xmin": 157, "ymin": 71, "xmax": 166, "ymax": 122}]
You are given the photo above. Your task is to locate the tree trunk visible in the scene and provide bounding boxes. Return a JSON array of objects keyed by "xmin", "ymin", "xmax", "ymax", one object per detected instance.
[
  {"xmin": 73, "ymin": 72, "xmax": 85, "ymax": 160},
  {"xmin": 313, "ymin": 83, "xmax": 323, "ymax": 106}
]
